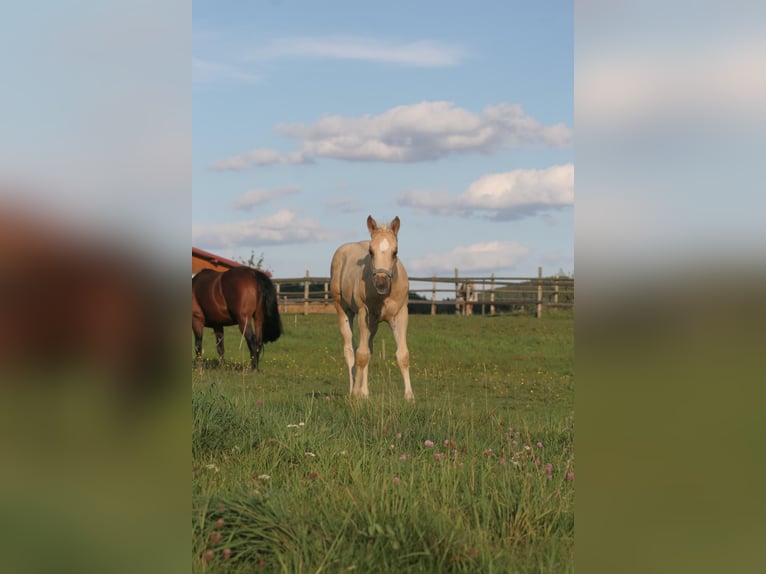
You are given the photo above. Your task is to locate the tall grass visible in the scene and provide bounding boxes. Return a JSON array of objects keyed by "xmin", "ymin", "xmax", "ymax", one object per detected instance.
[{"xmin": 192, "ymin": 314, "xmax": 573, "ymax": 572}]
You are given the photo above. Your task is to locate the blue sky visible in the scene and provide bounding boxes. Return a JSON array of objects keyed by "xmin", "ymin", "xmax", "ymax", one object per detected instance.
[{"xmin": 193, "ymin": 1, "xmax": 573, "ymax": 281}]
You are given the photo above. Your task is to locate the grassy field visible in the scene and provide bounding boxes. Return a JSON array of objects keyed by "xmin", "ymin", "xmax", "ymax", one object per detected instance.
[{"xmin": 192, "ymin": 313, "xmax": 574, "ymax": 573}]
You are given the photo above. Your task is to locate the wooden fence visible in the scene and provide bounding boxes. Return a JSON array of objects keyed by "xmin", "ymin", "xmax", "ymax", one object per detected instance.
[{"xmin": 271, "ymin": 267, "xmax": 574, "ymax": 318}]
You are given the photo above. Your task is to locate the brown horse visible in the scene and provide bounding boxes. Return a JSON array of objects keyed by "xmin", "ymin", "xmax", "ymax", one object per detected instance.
[
  {"xmin": 330, "ymin": 215, "xmax": 413, "ymax": 400},
  {"xmin": 0, "ymin": 205, "xmax": 177, "ymax": 399},
  {"xmin": 192, "ymin": 267, "xmax": 282, "ymax": 370}
]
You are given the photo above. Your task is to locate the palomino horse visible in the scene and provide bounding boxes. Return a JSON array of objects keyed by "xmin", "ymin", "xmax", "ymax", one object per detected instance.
[
  {"xmin": 192, "ymin": 267, "xmax": 282, "ymax": 370},
  {"xmin": 330, "ymin": 216, "xmax": 413, "ymax": 400}
]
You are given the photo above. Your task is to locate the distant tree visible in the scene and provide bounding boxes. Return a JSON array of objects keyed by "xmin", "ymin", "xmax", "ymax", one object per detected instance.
[
  {"xmin": 407, "ymin": 291, "xmax": 429, "ymax": 314},
  {"xmin": 407, "ymin": 291, "xmax": 456, "ymax": 315},
  {"xmin": 236, "ymin": 250, "xmax": 265, "ymax": 270}
]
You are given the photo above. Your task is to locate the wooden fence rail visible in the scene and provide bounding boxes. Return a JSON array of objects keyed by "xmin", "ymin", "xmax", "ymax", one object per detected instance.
[{"xmin": 271, "ymin": 267, "xmax": 574, "ymax": 317}]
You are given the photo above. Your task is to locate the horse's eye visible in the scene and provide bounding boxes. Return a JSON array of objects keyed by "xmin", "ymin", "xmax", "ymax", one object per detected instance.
[{"xmin": 394, "ymin": 250, "xmax": 398, "ymax": 257}]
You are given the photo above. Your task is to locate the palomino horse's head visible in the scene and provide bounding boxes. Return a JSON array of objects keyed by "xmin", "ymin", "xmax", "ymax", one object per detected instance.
[{"xmin": 367, "ymin": 215, "xmax": 400, "ymax": 296}]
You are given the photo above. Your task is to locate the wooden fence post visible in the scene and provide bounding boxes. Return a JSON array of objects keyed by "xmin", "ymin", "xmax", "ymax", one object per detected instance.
[
  {"xmin": 304, "ymin": 269, "xmax": 310, "ymax": 316},
  {"xmin": 431, "ymin": 275, "xmax": 437, "ymax": 316},
  {"xmin": 537, "ymin": 266, "xmax": 543, "ymax": 319},
  {"xmin": 324, "ymin": 281, "xmax": 329, "ymax": 309},
  {"xmin": 481, "ymin": 278, "xmax": 486, "ymax": 315},
  {"xmin": 490, "ymin": 273, "xmax": 496, "ymax": 316},
  {"xmin": 454, "ymin": 268, "xmax": 460, "ymax": 315},
  {"xmin": 554, "ymin": 273, "xmax": 559, "ymax": 313}
]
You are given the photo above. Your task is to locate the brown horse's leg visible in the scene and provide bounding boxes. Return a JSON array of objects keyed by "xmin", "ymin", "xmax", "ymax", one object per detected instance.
[
  {"xmin": 239, "ymin": 317, "xmax": 261, "ymax": 371},
  {"xmin": 192, "ymin": 309, "xmax": 205, "ymax": 362},
  {"xmin": 214, "ymin": 325, "xmax": 225, "ymax": 365}
]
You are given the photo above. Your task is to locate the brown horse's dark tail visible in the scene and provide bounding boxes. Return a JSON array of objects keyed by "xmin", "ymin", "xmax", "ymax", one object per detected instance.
[{"xmin": 253, "ymin": 270, "xmax": 283, "ymax": 343}]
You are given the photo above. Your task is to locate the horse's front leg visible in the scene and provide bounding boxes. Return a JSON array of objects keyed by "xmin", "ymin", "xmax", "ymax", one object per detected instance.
[
  {"xmin": 192, "ymin": 305, "xmax": 205, "ymax": 362},
  {"xmin": 353, "ymin": 311, "xmax": 379, "ymax": 398},
  {"xmin": 389, "ymin": 306, "xmax": 414, "ymax": 400},
  {"xmin": 353, "ymin": 308, "xmax": 372, "ymax": 398},
  {"xmin": 333, "ymin": 301, "xmax": 356, "ymax": 395}
]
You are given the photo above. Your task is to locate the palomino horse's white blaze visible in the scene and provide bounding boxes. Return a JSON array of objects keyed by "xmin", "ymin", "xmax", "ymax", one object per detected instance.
[{"xmin": 330, "ymin": 215, "xmax": 414, "ymax": 400}]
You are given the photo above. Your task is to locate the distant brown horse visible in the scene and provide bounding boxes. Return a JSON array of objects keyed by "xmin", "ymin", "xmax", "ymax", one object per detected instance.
[
  {"xmin": 192, "ymin": 267, "xmax": 282, "ymax": 370},
  {"xmin": 330, "ymin": 215, "xmax": 413, "ymax": 400}
]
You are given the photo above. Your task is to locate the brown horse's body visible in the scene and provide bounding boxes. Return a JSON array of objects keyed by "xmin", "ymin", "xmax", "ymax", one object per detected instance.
[
  {"xmin": 0, "ymin": 207, "xmax": 174, "ymax": 397},
  {"xmin": 330, "ymin": 216, "xmax": 413, "ymax": 400},
  {"xmin": 192, "ymin": 267, "xmax": 282, "ymax": 369}
]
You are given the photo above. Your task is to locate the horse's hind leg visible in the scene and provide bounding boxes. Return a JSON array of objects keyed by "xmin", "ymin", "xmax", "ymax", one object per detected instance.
[
  {"xmin": 239, "ymin": 316, "xmax": 262, "ymax": 371},
  {"xmin": 213, "ymin": 326, "xmax": 225, "ymax": 366}
]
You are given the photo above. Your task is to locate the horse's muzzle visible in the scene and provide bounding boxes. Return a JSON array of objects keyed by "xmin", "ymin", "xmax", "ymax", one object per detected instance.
[{"xmin": 372, "ymin": 267, "xmax": 393, "ymax": 295}]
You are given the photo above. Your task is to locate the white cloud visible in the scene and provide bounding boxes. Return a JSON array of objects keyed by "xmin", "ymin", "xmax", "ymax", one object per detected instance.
[
  {"xmin": 211, "ymin": 149, "xmax": 314, "ymax": 171},
  {"xmin": 408, "ymin": 241, "xmax": 530, "ymax": 275},
  {"xmin": 279, "ymin": 101, "xmax": 571, "ymax": 162},
  {"xmin": 577, "ymin": 38, "xmax": 766, "ymax": 132},
  {"xmin": 253, "ymin": 36, "xmax": 465, "ymax": 68},
  {"xmin": 398, "ymin": 164, "xmax": 574, "ymax": 221},
  {"xmin": 233, "ymin": 186, "xmax": 300, "ymax": 210},
  {"xmin": 212, "ymin": 101, "xmax": 571, "ymax": 169},
  {"xmin": 193, "ymin": 58, "xmax": 260, "ymax": 86},
  {"xmin": 192, "ymin": 209, "xmax": 341, "ymax": 248}
]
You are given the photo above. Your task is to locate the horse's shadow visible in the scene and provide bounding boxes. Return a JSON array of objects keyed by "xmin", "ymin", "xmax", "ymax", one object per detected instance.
[
  {"xmin": 304, "ymin": 391, "xmax": 346, "ymax": 399},
  {"xmin": 193, "ymin": 357, "xmax": 255, "ymax": 372}
]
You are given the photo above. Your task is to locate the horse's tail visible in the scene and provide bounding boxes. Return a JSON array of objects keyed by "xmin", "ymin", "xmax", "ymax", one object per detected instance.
[{"xmin": 252, "ymin": 269, "xmax": 283, "ymax": 343}]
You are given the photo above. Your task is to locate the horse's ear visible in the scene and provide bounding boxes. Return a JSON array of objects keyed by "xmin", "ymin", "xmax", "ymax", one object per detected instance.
[
  {"xmin": 390, "ymin": 216, "xmax": 400, "ymax": 236},
  {"xmin": 367, "ymin": 215, "xmax": 378, "ymax": 234}
]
